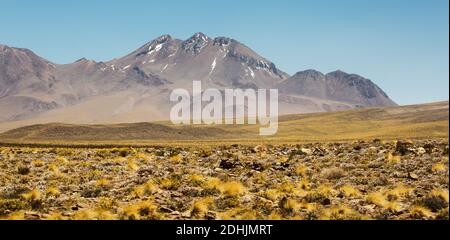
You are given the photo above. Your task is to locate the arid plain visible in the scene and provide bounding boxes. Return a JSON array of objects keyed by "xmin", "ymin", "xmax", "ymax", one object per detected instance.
[{"xmin": 0, "ymin": 101, "xmax": 448, "ymax": 220}]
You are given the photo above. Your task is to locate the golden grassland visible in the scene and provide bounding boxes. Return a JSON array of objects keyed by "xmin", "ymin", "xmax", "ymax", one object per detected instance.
[{"xmin": 0, "ymin": 101, "xmax": 448, "ymax": 147}]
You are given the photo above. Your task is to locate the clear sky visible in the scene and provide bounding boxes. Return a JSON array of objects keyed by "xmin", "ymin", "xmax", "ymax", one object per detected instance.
[{"xmin": 0, "ymin": 0, "xmax": 448, "ymax": 105}]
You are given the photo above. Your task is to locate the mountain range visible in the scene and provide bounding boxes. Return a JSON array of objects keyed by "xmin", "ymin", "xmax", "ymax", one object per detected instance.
[{"xmin": 0, "ymin": 32, "xmax": 396, "ymax": 131}]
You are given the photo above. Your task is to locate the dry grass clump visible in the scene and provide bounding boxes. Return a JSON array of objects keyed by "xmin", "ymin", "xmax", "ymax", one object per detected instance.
[
  {"xmin": 203, "ymin": 177, "xmax": 222, "ymax": 190},
  {"xmin": 48, "ymin": 163, "xmax": 60, "ymax": 175},
  {"xmin": 169, "ymin": 154, "xmax": 183, "ymax": 162},
  {"xmin": 189, "ymin": 174, "xmax": 205, "ymax": 186},
  {"xmin": 95, "ymin": 179, "xmax": 110, "ymax": 188},
  {"xmin": 297, "ymin": 178, "xmax": 311, "ymax": 191},
  {"xmin": 32, "ymin": 159, "xmax": 45, "ymax": 167},
  {"xmin": 120, "ymin": 201, "xmax": 161, "ymax": 220},
  {"xmin": 261, "ymin": 189, "xmax": 282, "ymax": 201},
  {"xmin": 202, "ymin": 178, "xmax": 246, "ymax": 197},
  {"xmin": 280, "ymin": 198, "xmax": 299, "ymax": 213},
  {"xmin": 279, "ymin": 181, "xmax": 296, "ymax": 193},
  {"xmin": 409, "ymin": 205, "xmax": 434, "ymax": 219},
  {"xmin": 191, "ymin": 197, "xmax": 214, "ymax": 217},
  {"xmin": 339, "ymin": 185, "xmax": 360, "ymax": 198},
  {"xmin": 72, "ymin": 209, "xmax": 117, "ymax": 220},
  {"xmin": 126, "ymin": 158, "xmax": 139, "ymax": 171},
  {"xmin": 386, "ymin": 152, "xmax": 401, "ymax": 164},
  {"xmin": 219, "ymin": 181, "xmax": 246, "ymax": 197},
  {"xmin": 430, "ymin": 189, "xmax": 449, "ymax": 203},
  {"xmin": 294, "ymin": 165, "xmax": 308, "ymax": 176},
  {"xmin": 366, "ymin": 190, "xmax": 403, "ymax": 213},
  {"xmin": 420, "ymin": 188, "xmax": 449, "ymax": 212},
  {"xmin": 319, "ymin": 206, "xmax": 362, "ymax": 220},
  {"xmin": 158, "ymin": 176, "xmax": 182, "ymax": 191},
  {"xmin": 385, "ymin": 184, "xmax": 412, "ymax": 200},
  {"xmin": 45, "ymin": 187, "xmax": 61, "ymax": 198},
  {"xmin": 21, "ymin": 189, "xmax": 42, "ymax": 209},
  {"xmin": 97, "ymin": 197, "xmax": 118, "ymax": 210},
  {"xmin": 366, "ymin": 191, "xmax": 389, "ymax": 207},
  {"xmin": 431, "ymin": 163, "xmax": 446, "ymax": 173},
  {"xmin": 131, "ymin": 181, "xmax": 159, "ymax": 198},
  {"xmin": 55, "ymin": 156, "xmax": 68, "ymax": 164}
]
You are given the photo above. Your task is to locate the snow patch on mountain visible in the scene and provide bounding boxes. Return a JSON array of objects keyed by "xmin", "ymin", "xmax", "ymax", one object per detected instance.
[{"xmin": 209, "ymin": 57, "xmax": 217, "ymax": 75}]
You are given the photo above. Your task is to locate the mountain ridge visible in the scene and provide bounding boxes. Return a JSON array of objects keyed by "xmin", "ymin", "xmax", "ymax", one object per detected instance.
[{"xmin": 0, "ymin": 32, "xmax": 397, "ymax": 129}]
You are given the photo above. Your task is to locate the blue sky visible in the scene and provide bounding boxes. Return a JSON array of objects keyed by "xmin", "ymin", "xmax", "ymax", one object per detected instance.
[{"xmin": 0, "ymin": 0, "xmax": 448, "ymax": 105}]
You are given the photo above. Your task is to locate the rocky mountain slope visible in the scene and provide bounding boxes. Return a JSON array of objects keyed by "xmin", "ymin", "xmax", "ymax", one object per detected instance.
[{"xmin": 0, "ymin": 33, "xmax": 397, "ymax": 130}]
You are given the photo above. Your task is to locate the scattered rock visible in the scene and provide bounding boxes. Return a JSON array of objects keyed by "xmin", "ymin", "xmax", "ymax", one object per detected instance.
[{"xmin": 408, "ymin": 172, "xmax": 419, "ymax": 180}]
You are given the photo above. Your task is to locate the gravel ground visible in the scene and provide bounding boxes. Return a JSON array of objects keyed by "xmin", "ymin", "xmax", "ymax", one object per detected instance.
[{"xmin": 0, "ymin": 139, "xmax": 448, "ymax": 220}]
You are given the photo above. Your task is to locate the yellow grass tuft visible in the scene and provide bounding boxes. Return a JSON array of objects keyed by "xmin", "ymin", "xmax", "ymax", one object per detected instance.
[
  {"xmin": 97, "ymin": 197, "xmax": 118, "ymax": 210},
  {"xmin": 73, "ymin": 209, "xmax": 99, "ymax": 220},
  {"xmin": 295, "ymin": 165, "xmax": 308, "ymax": 176},
  {"xmin": 191, "ymin": 197, "xmax": 214, "ymax": 217},
  {"xmin": 267, "ymin": 212, "xmax": 282, "ymax": 220},
  {"xmin": 384, "ymin": 201, "xmax": 402, "ymax": 213},
  {"xmin": 143, "ymin": 181, "xmax": 159, "ymax": 194},
  {"xmin": 277, "ymin": 156, "xmax": 288, "ymax": 163},
  {"xmin": 32, "ymin": 159, "xmax": 45, "ymax": 167},
  {"xmin": 319, "ymin": 206, "xmax": 360, "ymax": 220},
  {"xmin": 204, "ymin": 177, "xmax": 222, "ymax": 189},
  {"xmin": 431, "ymin": 188, "xmax": 449, "ymax": 203},
  {"xmin": 21, "ymin": 189, "xmax": 42, "ymax": 202},
  {"xmin": 386, "ymin": 152, "xmax": 401, "ymax": 164},
  {"xmin": 132, "ymin": 185, "xmax": 146, "ymax": 198},
  {"xmin": 410, "ymin": 205, "xmax": 434, "ymax": 219},
  {"xmin": 72, "ymin": 209, "xmax": 117, "ymax": 220},
  {"xmin": 48, "ymin": 163, "xmax": 60, "ymax": 174},
  {"xmin": 95, "ymin": 209, "xmax": 117, "ymax": 220},
  {"xmin": 120, "ymin": 201, "xmax": 160, "ymax": 220},
  {"xmin": 127, "ymin": 159, "xmax": 139, "ymax": 171},
  {"xmin": 316, "ymin": 183, "xmax": 335, "ymax": 197},
  {"xmin": 169, "ymin": 154, "xmax": 183, "ymax": 162},
  {"xmin": 160, "ymin": 178, "xmax": 179, "ymax": 190},
  {"xmin": 298, "ymin": 178, "xmax": 311, "ymax": 191},
  {"xmin": 279, "ymin": 181, "xmax": 296, "ymax": 193},
  {"xmin": 219, "ymin": 181, "xmax": 246, "ymax": 196},
  {"xmin": 95, "ymin": 179, "xmax": 110, "ymax": 188},
  {"xmin": 45, "ymin": 187, "xmax": 61, "ymax": 198},
  {"xmin": 297, "ymin": 201, "xmax": 317, "ymax": 212},
  {"xmin": 282, "ymin": 199, "xmax": 299, "ymax": 212},
  {"xmin": 189, "ymin": 174, "xmax": 205, "ymax": 186},
  {"xmin": 432, "ymin": 163, "xmax": 446, "ymax": 173},
  {"xmin": 385, "ymin": 184, "xmax": 412, "ymax": 199},
  {"xmin": 131, "ymin": 181, "xmax": 159, "ymax": 198},
  {"xmin": 5, "ymin": 211, "xmax": 25, "ymax": 220},
  {"xmin": 55, "ymin": 156, "xmax": 68, "ymax": 164},
  {"xmin": 340, "ymin": 185, "xmax": 360, "ymax": 198},
  {"xmin": 366, "ymin": 191, "xmax": 388, "ymax": 207},
  {"xmin": 262, "ymin": 189, "xmax": 282, "ymax": 201}
]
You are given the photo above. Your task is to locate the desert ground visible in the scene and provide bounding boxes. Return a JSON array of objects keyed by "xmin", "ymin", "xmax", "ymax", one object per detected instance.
[
  {"xmin": 0, "ymin": 140, "xmax": 448, "ymax": 220},
  {"xmin": 0, "ymin": 102, "xmax": 448, "ymax": 220}
]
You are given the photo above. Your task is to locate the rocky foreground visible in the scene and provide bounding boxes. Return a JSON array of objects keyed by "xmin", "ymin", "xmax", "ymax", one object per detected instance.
[{"xmin": 0, "ymin": 140, "xmax": 448, "ymax": 220}]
